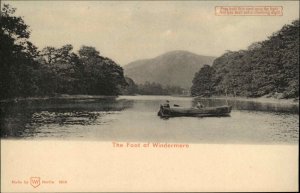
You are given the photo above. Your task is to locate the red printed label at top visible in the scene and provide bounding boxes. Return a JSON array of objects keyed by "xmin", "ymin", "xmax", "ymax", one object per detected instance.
[{"xmin": 215, "ymin": 6, "xmax": 283, "ymax": 16}]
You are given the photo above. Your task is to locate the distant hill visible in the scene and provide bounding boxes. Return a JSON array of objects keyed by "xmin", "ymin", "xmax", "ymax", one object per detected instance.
[{"xmin": 124, "ymin": 50, "xmax": 216, "ymax": 89}]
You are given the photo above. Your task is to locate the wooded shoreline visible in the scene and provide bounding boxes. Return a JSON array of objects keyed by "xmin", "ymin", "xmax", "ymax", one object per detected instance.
[
  {"xmin": 1, "ymin": 94, "xmax": 298, "ymax": 105},
  {"xmin": 195, "ymin": 96, "xmax": 299, "ymax": 105}
]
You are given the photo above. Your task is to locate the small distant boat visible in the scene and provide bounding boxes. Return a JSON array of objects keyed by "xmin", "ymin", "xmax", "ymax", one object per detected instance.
[{"xmin": 157, "ymin": 104, "xmax": 232, "ymax": 118}]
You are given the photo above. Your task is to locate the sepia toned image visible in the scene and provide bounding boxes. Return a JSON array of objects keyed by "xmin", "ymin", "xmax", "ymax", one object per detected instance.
[{"xmin": 1, "ymin": 0, "xmax": 299, "ymax": 192}]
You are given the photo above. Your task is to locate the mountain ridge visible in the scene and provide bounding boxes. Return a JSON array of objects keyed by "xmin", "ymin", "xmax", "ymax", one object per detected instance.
[{"xmin": 124, "ymin": 50, "xmax": 216, "ymax": 89}]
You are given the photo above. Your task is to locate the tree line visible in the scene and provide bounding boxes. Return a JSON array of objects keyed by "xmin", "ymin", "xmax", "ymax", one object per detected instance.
[
  {"xmin": 0, "ymin": 4, "xmax": 127, "ymax": 99},
  {"xmin": 191, "ymin": 19, "xmax": 299, "ymax": 99},
  {"xmin": 122, "ymin": 78, "xmax": 185, "ymax": 95}
]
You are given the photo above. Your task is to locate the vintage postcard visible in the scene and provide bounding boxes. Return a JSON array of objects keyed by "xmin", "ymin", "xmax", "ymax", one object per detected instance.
[{"xmin": 0, "ymin": 0, "xmax": 299, "ymax": 192}]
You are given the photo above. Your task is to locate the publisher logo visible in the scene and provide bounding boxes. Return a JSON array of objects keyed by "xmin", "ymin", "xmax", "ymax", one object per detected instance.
[{"xmin": 30, "ymin": 177, "xmax": 40, "ymax": 188}]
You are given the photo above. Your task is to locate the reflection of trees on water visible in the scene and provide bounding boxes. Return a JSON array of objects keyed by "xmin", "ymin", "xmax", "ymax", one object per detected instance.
[
  {"xmin": 192, "ymin": 98, "xmax": 299, "ymax": 114},
  {"xmin": 0, "ymin": 98, "xmax": 134, "ymax": 138},
  {"xmin": 31, "ymin": 111, "xmax": 103, "ymax": 125}
]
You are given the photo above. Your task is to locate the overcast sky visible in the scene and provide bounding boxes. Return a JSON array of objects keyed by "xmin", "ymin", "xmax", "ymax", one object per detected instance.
[{"xmin": 3, "ymin": 1, "xmax": 299, "ymax": 65}]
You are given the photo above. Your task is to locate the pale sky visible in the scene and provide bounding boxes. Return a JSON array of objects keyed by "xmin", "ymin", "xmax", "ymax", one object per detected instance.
[{"xmin": 3, "ymin": 1, "xmax": 299, "ymax": 65}]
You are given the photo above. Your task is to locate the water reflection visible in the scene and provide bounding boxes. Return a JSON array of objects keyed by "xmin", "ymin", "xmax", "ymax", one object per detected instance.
[
  {"xmin": 0, "ymin": 95, "xmax": 298, "ymax": 144},
  {"xmin": 0, "ymin": 97, "xmax": 133, "ymax": 138},
  {"xmin": 31, "ymin": 111, "xmax": 100, "ymax": 125},
  {"xmin": 193, "ymin": 98, "xmax": 299, "ymax": 114}
]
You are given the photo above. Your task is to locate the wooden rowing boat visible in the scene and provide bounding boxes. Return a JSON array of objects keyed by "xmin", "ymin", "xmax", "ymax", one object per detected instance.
[{"xmin": 157, "ymin": 104, "xmax": 232, "ymax": 118}]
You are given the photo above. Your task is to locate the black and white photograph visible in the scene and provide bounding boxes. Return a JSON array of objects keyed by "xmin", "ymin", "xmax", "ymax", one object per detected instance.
[{"xmin": 1, "ymin": 0, "xmax": 299, "ymax": 192}]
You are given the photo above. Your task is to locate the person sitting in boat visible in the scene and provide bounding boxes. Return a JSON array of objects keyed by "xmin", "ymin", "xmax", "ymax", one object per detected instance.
[
  {"xmin": 196, "ymin": 102, "xmax": 204, "ymax": 109},
  {"xmin": 163, "ymin": 100, "xmax": 170, "ymax": 108}
]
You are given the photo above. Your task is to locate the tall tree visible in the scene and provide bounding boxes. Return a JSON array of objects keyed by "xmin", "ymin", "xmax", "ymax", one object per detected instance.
[
  {"xmin": 0, "ymin": 4, "xmax": 40, "ymax": 99},
  {"xmin": 191, "ymin": 65, "xmax": 215, "ymax": 97},
  {"xmin": 38, "ymin": 44, "xmax": 79, "ymax": 95},
  {"xmin": 78, "ymin": 46, "xmax": 127, "ymax": 95}
]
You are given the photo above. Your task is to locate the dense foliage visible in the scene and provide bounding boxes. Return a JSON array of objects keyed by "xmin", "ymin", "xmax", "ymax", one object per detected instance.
[
  {"xmin": 191, "ymin": 19, "xmax": 299, "ymax": 99},
  {"xmin": 137, "ymin": 81, "xmax": 184, "ymax": 95},
  {"xmin": 0, "ymin": 4, "xmax": 127, "ymax": 99},
  {"xmin": 122, "ymin": 77, "xmax": 139, "ymax": 95},
  {"xmin": 191, "ymin": 65, "xmax": 215, "ymax": 97},
  {"xmin": 121, "ymin": 79, "xmax": 184, "ymax": 95}
]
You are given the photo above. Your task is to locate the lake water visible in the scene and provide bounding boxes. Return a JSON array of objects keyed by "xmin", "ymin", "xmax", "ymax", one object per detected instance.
[{"xmin": 0, "ymin": 95, "xmax": 299, "ymax": 144}]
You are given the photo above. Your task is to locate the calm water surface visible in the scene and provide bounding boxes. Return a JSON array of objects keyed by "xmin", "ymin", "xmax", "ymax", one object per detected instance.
[{"xmin": 1, "ymin": 95, "xmax": 299, "ymax": 144}]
